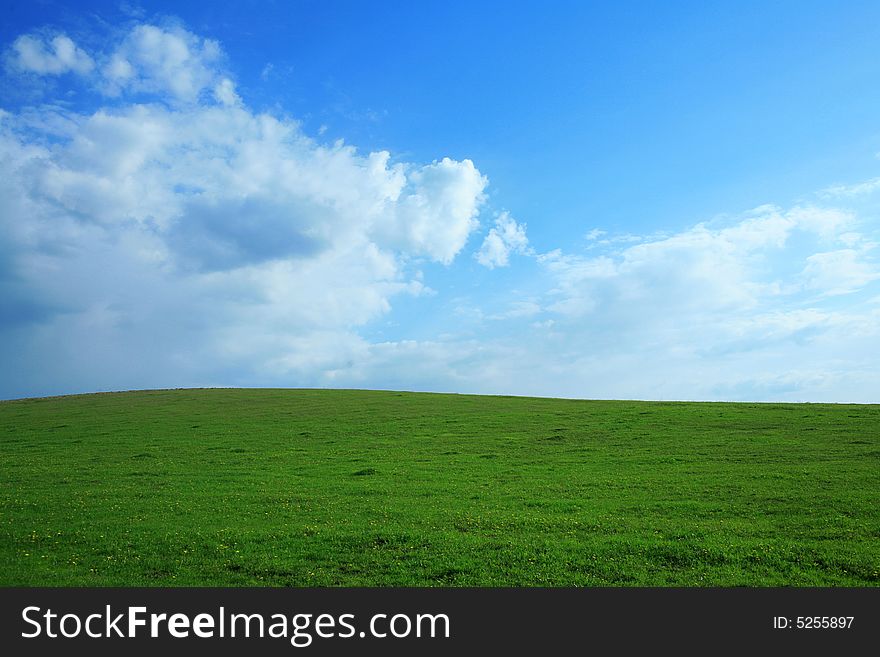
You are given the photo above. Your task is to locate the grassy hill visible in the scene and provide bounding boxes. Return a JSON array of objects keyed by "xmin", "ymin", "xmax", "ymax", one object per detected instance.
[{"xmin": 1, "ymin": 388, "xmax": 877, "ymax": 586}]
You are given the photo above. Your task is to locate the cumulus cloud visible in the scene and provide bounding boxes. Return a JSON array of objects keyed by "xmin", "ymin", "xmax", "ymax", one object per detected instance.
[
  {"xmin": 3, "ymin": 19, "xmax": 880, "ymax": 403},
  {"xmin": 213, "ymin": 77, "xmax": 240, "ymax": 106},
  {"xmin": 476, "ymin": 211, "xmax": 530, "ymax": 268},
  {"xmin": 5, "ymin": 23, "xmax": 239, "ymax": 106},
  {"xmin": 377, "ymin": 157, "xmax": 487, "ymax": 264},
  {"xmin": 8, "ymin": 33, "xmax": 94, "ymax": 75},
  {"xmin": 0, "ymin": 22, "xmax": 488, "ymax": 399},
  {"xmin": 100, "ymin": 24, "xmax": 227, "ymax": 102}
]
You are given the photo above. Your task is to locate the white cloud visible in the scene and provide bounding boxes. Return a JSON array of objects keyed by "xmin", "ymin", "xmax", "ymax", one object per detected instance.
[
  {"xmin": 375, "ymin": 156, "xmax": 488, "ymax": 264},
  {"xmin": 350, "ymin": 203, "xmax": 877, "ymax": 403},
  {"xmin": 0, "ymin": 23, "xmax": 489, "ymax": 398},
  {"xmin": 8, "ymin": 34, "xmax": 94, "ymax": 75},
  {"xmin": 100, "ymin": 24, "xmax": 226, "ymax": 102},
  {"xmin": 820, "ymin": 176, "xmax": 880, "ymax": 199},
  {"xmin": 332, "ymin": 299, "xmax": 880, "ymax": 402},
  {"xmin": 490, "ymin": 300, "xmax": 541, "ymax": 320},
  {"xmin": 3, "ymin": 19, "xmax": 880, "ymax": 403},
  {"xmin": 538, "ymin": 205, "xmax": 870, "ymax": 320},
  {"xmin": 6, "ymin": 24, "xmax": 239, "ymax": 107},
  {"xmin": 476, "ymin": 211, "xmax": 530, "ymax": 268},
  {"xmin": 212, "ymin": 77, "xmax": 240, "ymax": 106},
  {"xmin": 785, "ymin": 205, "xmax": 854, "ymax": 240},
  {"xmin": 801, "ymin": 249, "xmax": 880, "ymax": 296}
]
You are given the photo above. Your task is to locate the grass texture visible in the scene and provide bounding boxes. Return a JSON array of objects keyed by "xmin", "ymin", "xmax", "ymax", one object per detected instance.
[{"xmin": 1, "ymin": 388, "xmax": 877, "ymax": 586}]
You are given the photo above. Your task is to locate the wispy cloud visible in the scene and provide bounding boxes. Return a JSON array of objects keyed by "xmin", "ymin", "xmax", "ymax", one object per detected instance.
[
  {"xmin": 341, "ymin": 203, "xmax": 880, "ymax": 402},
  {"xmin": 801, "ymin": 248, "xmax": 880, "ymax": 296},
  {"xmin": 819, "ymin": 176, "xmax": 880, "ymax": 199}
]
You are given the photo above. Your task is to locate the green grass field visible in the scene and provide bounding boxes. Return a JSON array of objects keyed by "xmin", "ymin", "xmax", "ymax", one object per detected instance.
[{"xmin": 1, "ymin": 389, "xmax": 878, "ymax": 586}]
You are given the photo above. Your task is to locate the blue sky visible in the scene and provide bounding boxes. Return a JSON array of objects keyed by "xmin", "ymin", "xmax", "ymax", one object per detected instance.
[{"xmin": 2, "ymin": 1, "xmax": 880, "ymax": 401}]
